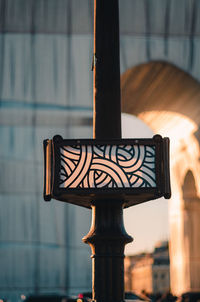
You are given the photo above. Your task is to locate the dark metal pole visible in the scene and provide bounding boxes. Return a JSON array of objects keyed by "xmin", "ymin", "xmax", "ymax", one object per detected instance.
[
  {"xmin": 83, "ymin": 1, "xmax": 133, "ymax": 302},
  {"xmin": 83, "ymin": 201, "xmax": 133, "ymax": 302},
  {"xmin": 93, "ymin": 0, "xmax": 121, "ymax": 139}
]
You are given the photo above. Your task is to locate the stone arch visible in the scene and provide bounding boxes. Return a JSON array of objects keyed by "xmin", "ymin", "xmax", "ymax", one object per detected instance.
[
  {"xmin": 121, "ymin": 61, "xmax": 200, "ymax": 127},
  {"xmin": 121, "ymin": 61, "xmax": 200, "ymax": 295}
]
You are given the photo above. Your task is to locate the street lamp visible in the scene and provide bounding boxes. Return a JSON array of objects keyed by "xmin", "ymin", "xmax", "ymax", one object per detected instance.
[
  {"xmin": 44, "ymin": 135, "xmax": 170, "ymax": 207},
  {"xmin": 43, "ymin": 0, "xmax": 171, "ymax": 301}
]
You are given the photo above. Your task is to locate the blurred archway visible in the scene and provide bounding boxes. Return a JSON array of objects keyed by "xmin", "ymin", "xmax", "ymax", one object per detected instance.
[
  {"xmin": 182, "ymin": 171, "xmax": 200, "ymax": 291},
  {"xmin": 121, "ymin": 61, "xmax": 200, "ymax": 295}
]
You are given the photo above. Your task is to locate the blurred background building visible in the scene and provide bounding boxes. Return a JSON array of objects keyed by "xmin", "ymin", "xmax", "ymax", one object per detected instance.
[
  {"xmin": 1, "ymin": 0, "xmax": 200, "ymax": 301},
  {"xmin": 125, "ymin": 241, "xmax": 170, "ymax": 295}
]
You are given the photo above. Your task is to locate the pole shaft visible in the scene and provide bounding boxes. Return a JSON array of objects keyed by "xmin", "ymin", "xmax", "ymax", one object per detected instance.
[
  {"xmin": 83, "ymin": 201, "xmax": 132, "ymax": 302},
  {"xmin": 93, "ymin": 0, "xmax": 121, "ymax": 139},
  {"xmin": 83, "ymin": 2, "xmax": 133, "ymax": 302}
]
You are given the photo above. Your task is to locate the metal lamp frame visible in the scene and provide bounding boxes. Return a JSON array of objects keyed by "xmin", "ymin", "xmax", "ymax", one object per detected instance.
[{"xmin": 43, "ymin": 134, "xmax": 170, "ymax": 208}]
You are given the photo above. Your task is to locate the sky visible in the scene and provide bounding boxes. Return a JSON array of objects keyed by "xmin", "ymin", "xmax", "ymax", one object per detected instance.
[{"xmin": 121, "ymin": 113, "xmax": 169, "ymax": 255}]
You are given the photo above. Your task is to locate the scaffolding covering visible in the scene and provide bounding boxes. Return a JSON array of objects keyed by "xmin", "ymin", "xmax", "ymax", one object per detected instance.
[{"xmin": 0, "ymin": 0, "xmax": 200, "ymax": 300}]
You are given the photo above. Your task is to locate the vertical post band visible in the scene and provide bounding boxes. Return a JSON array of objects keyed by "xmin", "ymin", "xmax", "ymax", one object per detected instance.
[{"xmin": 93, "ymin": 0, "xmax": 121, "ymax": 139}]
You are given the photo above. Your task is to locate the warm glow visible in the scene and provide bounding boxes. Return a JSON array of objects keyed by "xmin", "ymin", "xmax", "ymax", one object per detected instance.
[
  {"xmin": 130, "ymin": 110, "xmax": 200, "ymax": 294},
  {"xmin": 121, "ymin": 61, "xmax": 200, "ymax": 295},
  {"xmin": 138, "ymin": 111, "xmax": 198, "ymax": 151}
]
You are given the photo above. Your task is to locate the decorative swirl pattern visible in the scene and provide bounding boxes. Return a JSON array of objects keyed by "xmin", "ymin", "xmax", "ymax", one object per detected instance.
[{"xmin": 59, "ymin": 144, "xmax": 156, "ymax": 189}]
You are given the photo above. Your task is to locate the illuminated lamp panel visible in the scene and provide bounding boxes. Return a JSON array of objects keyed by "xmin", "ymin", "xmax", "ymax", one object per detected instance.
[
  {"xmin": 59, "ymin": 144, "xmax": 156, "ymax": 189},
  {"xmin": 43, "ymin": 135, "xmax": 170, "ymax": 208}
]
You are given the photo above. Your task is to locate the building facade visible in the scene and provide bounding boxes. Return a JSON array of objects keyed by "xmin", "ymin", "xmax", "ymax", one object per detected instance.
[{"xmin": 125, "ymin": 242, "xmax": 170, "ymax": 295}]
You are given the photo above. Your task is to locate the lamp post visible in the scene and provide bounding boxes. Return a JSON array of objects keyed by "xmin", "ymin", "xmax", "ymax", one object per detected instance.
[
  {"xmin": 83, "ymin": 1, "xmax": 132, "ymax": 301},
  {"xmin": 43, "ymin": 1, "xmax": 171, "ymax": 301}
]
